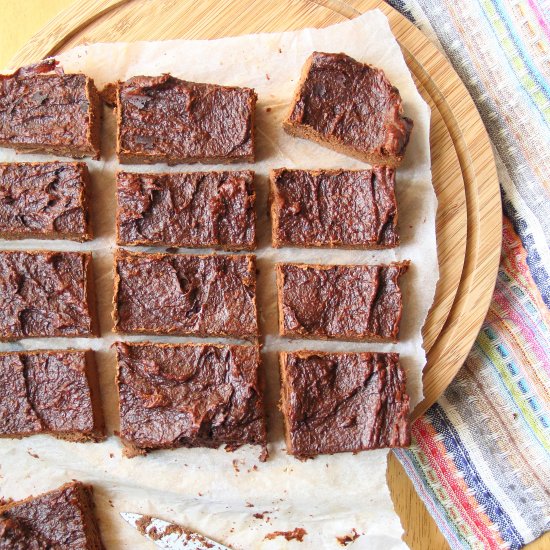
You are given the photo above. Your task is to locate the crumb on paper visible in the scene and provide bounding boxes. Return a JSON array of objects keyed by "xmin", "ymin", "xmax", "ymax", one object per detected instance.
[
  {"xmin": 264, "ymin": 528, "xmax": 307, "ymax": 542},
  {"xmin": 27, "ymin": 450, "xmax": 39, "ymax": 459},
  {"xmin": 232, "ymin": 459, "xmax": 240, "ymax": 473},
  {"xmin": 99, "ymin": 82, "xmax": 116, "ymax": 107},
  {"xmin": 336, "ymin": 529, "xmax": 360, "ymax": 546}
]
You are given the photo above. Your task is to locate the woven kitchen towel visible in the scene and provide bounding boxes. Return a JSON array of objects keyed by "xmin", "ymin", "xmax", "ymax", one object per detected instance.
[{"xmin": 386, "ymin": 1, "xmax": 550, "ymax": 548}]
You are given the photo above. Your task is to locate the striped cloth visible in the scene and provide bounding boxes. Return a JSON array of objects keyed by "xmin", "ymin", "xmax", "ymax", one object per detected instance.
[{"xmin": 385, "ymin": 1, "xmax": 550, "ymax": 548}]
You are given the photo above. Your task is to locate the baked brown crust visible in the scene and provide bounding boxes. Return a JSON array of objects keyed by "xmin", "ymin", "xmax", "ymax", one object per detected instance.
[
  {"xmin": 0, "ymin": 250, "xmax": 98, "ymax": 340},
  {"xmin": 115, "ymin": 74, "xmax": 256, "ymax": 165},
  {"xmin": 115, "ymin": 341, "xmax": 267, "ymax": 458},
  {"xmin": 113, "ymin": 249, "xmax": 258, "ymax": 339},
  {"xmin": 0, "ymin": 60, "xmax": 101, "ymax": 159},
  {"xmin": 0, "ymin": 162, "xmax": 92, "ymax": 241},
  {"xmin": 283, "ymin": 52, "xmax": 413, "ymax": 167},
  {"xmin": 0, "ymin": 481, "xmax": 105, "ymax": 549},
  {"xmin": 276, "ymin": 261, "xmax": 409, "ymax": 342},
  {"xmin": 279, "ymin": 351, "xmax": 410, "ymax": 458},
  {"xmin": 270, "ymin": 167, "xmax": 398, "ymax": 249},
  {"xmin": 0, "ymin": 349, "xmax": 105, "ymax": 442},
  {"xmin": 116, "ymin": 170, "xmax": 256, "ymax": 250}
]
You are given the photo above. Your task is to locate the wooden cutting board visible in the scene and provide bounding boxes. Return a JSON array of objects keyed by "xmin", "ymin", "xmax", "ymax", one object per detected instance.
[
  {"xmin": 7, "ymin": 0, "xmax": 502, "ymax": 420},
  {"xmin": 5, "ymin": 1, "xmax": 505, "ymax": 549}
]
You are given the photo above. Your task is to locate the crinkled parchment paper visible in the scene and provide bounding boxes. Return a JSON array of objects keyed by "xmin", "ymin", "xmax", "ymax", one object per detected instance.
[{"xmin": 0, "ymin": 10, "xmax": 436, "ymax": 549}]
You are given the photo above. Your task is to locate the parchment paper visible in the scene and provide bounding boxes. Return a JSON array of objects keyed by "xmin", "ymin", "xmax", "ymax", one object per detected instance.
[{"xmin": 0, "ymin": 10, "xmax": 437, "ymax": 549}]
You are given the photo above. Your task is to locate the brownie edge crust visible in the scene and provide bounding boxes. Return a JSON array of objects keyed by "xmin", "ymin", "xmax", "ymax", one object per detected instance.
[{"xmin": 279, "ymin": 351, "xmax": 410, "ymax": 458}]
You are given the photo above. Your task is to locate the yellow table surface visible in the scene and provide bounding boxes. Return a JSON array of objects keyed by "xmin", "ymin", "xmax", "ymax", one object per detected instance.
[{"xmin": 0, "ymin": 2, "xmax": 547, "ymax": 550}]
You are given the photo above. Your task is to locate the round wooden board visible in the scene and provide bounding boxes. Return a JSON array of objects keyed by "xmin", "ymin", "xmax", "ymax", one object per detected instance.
[
  {"xmin": 7, "ymin": 0, "xmax": 502, "ymax": 420},
  {"xmin": 7, "ymin": 1, "xmax": 502, "ymax": 548}
]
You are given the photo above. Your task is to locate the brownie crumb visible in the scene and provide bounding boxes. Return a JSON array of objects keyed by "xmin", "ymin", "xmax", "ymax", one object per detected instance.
[
  {"xmin": 264, "ymin": 528, "xmax": 307, "ymax": 542},
  {"xmin": 336, "ymin": 529, "xmax": 360, "ymax": 546},
  {"xmin": 26, "ymin": 450, "xmax": 39, "ymax": 459},
  {"xmin": 99, "ymin": 83, "xmax": 116, "ymax": 107}
]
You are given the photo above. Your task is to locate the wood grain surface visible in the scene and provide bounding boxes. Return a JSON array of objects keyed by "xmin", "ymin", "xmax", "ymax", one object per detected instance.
[{"xmin": 4, "ymin": 1, "xmax": 545, "ymax": 550}]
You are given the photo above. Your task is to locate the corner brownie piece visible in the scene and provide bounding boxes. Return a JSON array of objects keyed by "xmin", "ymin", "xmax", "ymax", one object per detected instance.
[
  {"xmin": 270, "ymin": 167, "xmax": 398, "ymax": 248},
  {"xmin": 0, "ymin": 251, "xmax": 98, "ymax": 340},
  {"xmin": 0, "ymin": 60, "xmax": 101, "ymax": 159},
  {"xmin": 115, "ymin": 74, "xmax": 256, "ymax": 164},
  {"xmin": 276, "ymin": 262, "xmax": 409, "ymax": 342},
  {"xmin": 115, "ymin": 341, "xmax": 267, "ymax": 457},
  {"xmin": 279, "ymin": 351, "xmax": 410, "ymax": 458},
  {"xmin": 0, "ymin": 481, "xmax": 105, "ymax": 549},
  {"xmin": 113, "ymin": 249, "xmax": 258, "ymax": 339},
  {"xmin": 283, "ymin": 52, "xmax": 413, "ymax": 167},
  {"xmin": 116, "ymin": 170, "xmax": 256, "ymax": 250},
  {"xmin": 0, "ymin": 350, "xmax": 104, "ymax": 442},
  {"xmin": 0, "ymin": 162, "xmax": 92, "ymax": 241}
]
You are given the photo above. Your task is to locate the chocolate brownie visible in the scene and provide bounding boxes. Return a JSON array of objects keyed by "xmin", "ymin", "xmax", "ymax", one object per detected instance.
[
  {"xmin": 0, "ymin": 350, "xmax": 104, "ymax": 442},
  {"xmin": 116, "ymin": 170, "xmax": 256, "ymax": 250},
  {"xmin": 0, "ymin": 60, "xmax": 101, "ymax": 159},
  {"xmin": 0, "ymin": 250, "xmax": 98, "ymax": 340},
  {"xmin": 283, "ymin": 52, "xmax": 413, "ymax": 167},
  {"xmin": 279, "ymin": 351, "xmax": 410, "ymax": 458},
  {"xmin": 0, "ymin": 162, "xmax": 92, "ymax": 241},
  {"xmin": 115, "ymin": 341, "xmax": 267, "ymax": 457},
  {"xmin": 276, "ymin": 262, "xmax": 409, "ymax": 342},
  {"xmin": 115, "ymin": 74, "xmax": 256, "ymax": 164},
  {"xmin": 113, "ymin": 249, "xmax": 258, "ymax": 339},
  {"xmin": 270, "ymin": 167, "xmax": 398, "ymax": 248},
  {"xmin": 0, "ymin": 481, "xmax": 105, "ymax": 549}
]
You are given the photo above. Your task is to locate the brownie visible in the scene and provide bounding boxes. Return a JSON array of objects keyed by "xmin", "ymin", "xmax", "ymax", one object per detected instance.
[
  {"xmin": 115, "ymin": 341, "xmax": 267, "ymax": 457},
  {"xmin": 283, "ymin": 52, "xmax": 413, "ymax": 167},
  {"xmin": 0, "ymin": 60, "xmax": 101, "ymax": 159},
  {"xmin": 0, "ymin": 350, "xmax": 104, "ymax": 442},
  {"xmin": 115, "ymin": 74, "xmax": 256, "ymax": 164},
  {"xmin": 0, "ymin": 250, "xmax": 98, "ymax": 340},
  {"xmin": 0, "ymin": 162, "xmax": 92, "ymax": 241},
  {"xmin": 0, "ymin": 481, "xmax": 105, "ymax": 549},
  {"xmin": 116, "ymin": 170, "xmax": 256, "ymax": 250},
  {"xmin": 276, "ymin": 262, "xmax": 409, "ymax": 342},
  {"xmin": 279, "ymin": 351, "xmax": 410, "ymax": 458},
  {"xmin": 270, "ymin": 167, "xmax": 398, "ymax": 249},
  {"xmin": 113, "ymin": 249, "xmax": 258, "ymax": 339}
]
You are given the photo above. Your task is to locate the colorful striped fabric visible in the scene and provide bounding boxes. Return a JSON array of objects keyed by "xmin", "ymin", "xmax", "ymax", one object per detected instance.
[{"xmin": 386, "ymin": 1, "xmax": 550, "ymax": 548}]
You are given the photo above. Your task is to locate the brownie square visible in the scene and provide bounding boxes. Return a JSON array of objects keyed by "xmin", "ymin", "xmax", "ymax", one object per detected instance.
[
  {"xmin": 0, "ymin": 162, "xmax": 92, "ymax": 241},
  {"xmin": 115, "ymin": 341, "xmax": 267, "ymax": 457},
  {"xmin": 276, "ymin": 262, "xmax": 409, "ymax": 342},
  {"xmin": 113, "ymin": 249, "xmax": 258, "ymax": 339},
  {"xmin": 0, "ymin": 481, "xmax": 105, "ymax": 549},
  {"xmin": 0, "ymin": 350, "xmax": 104, "ymax": 442},
  {"xmin": 0, "ymin": 61, "xmax": 101, "ymax": 159},
  {"xmin": 115, "ymin": 74, "xmax": 256, "ymax": 164},
  {"xmin": 0, "ymin": 250, "xmax": 98, "ymax": 340},
  {"xmin": 116, "ymin": 170, "xmax": 256, "ymax": 250},
  {"xmin": 279, "ymin": 351, "xmax": 410, "ymax": 458},
  {"xmin": 270, "ymin": 167, "xmax": 398, "ymax": 248},
  {"xmin": 283, "ymin": 52, "xmax": 413, "ymax": 167}
]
